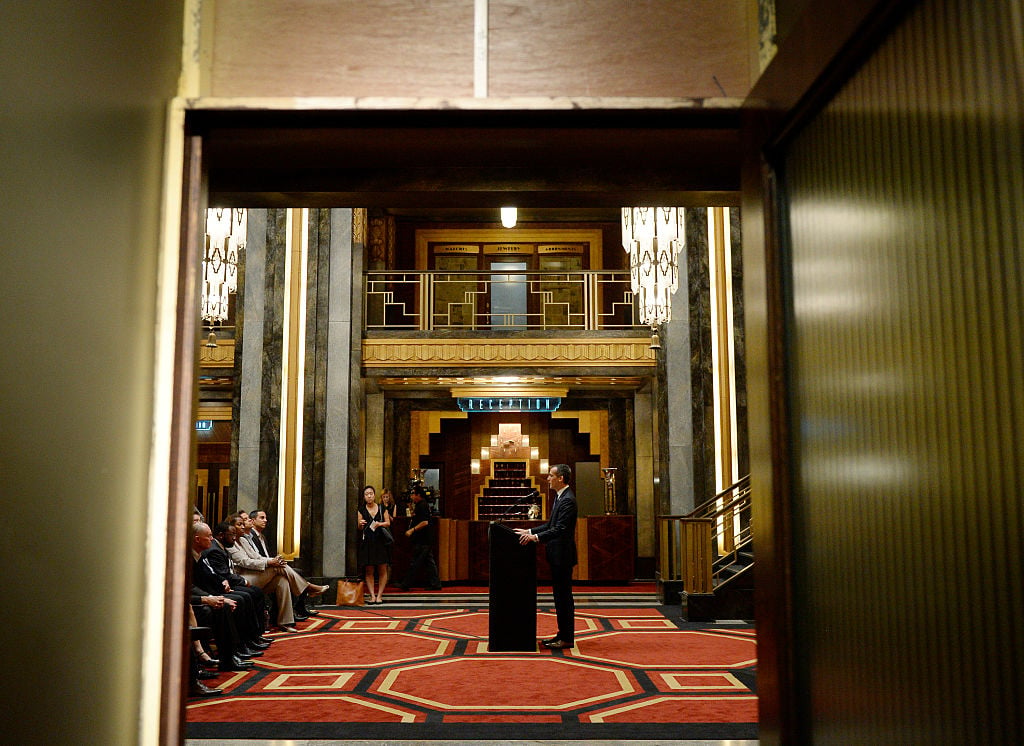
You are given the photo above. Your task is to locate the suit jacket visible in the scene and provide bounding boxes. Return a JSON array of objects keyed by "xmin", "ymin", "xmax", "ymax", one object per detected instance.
[
  {"xmin": 532, "ymin": 487, "xmax": 578, "ymax": 567},
  {"xmin": 228, "ymin": 534, "xmax": 272, "ymax": 572},
  {"xmin": 192, "ymin": 553, "xmax": 229, "ymax": 596},
  {"xmin": 248, "ymin": 528, "xmax": 275, "ymax": 558},
  {"xmin": 202, "ymin": 539, "xmax": 248, "ymax": 587}
]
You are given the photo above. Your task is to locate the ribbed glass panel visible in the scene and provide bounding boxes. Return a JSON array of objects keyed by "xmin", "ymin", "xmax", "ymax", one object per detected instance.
[{"xmin": 782, "ymin": 0, "xmax": 1023, "ymax": 742}]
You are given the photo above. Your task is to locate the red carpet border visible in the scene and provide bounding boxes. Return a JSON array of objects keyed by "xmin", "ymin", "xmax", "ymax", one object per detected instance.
[{"xmin": 187, "ymin": 605, "xmax": 757, "ymax": 741}]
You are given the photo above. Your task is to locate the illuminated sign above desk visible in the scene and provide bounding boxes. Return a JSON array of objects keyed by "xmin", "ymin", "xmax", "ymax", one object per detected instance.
[{"xmin": 456, "ymin": 397, "xmax": 562, "ymax": 413}]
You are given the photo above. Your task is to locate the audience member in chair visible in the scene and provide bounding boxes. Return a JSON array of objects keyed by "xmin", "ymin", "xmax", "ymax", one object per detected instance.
[
  {"xmin": 187, "ymin": 606, "xmax": 222, "ymax": 696},
  {"xmin": 244, "ymin": 509, "xmax": 329, "ymax": 617},
  {"xmin": 206, "ymin": 521, "xmax": 272, "ymax": 636},
  {"xmin": 191, "ymin": 522, "xmax": 272, "ymax": 657},
  {"xmin": 190, "ymin": 585, "xmax": 256, "ymax": 674},
  {"xmin": 225, "ymin": 513, "xmax": 299, "ymax": 631}
]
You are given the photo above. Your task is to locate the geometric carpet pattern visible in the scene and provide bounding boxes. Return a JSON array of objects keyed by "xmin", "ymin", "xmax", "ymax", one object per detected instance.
[{"xmin": 187, "ymin": 606, "xmax": 757, "ymax": 741}]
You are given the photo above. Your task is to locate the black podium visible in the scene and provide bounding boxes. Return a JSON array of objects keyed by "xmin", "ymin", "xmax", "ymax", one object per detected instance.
[{"xmin": 488, "ymin": 521, "xmax": 537, "ymax": 651}]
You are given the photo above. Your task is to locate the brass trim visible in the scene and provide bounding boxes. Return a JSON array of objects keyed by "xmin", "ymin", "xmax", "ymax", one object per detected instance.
[
  {"xmin": 363, "ymin": 338, "xmax": 656, "ymax": 367},
  {"xmin": 375, "ymin": 374, "xmax": 648, "ymax": 389}
]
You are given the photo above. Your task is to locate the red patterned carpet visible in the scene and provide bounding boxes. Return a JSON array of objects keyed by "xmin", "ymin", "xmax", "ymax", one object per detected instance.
[{"xmin": 187, "ymin": 605, "xmax": 757, "ymax": 741}]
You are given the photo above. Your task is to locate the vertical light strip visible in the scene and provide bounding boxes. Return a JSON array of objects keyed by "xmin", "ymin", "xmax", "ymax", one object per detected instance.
[
  {"xmin": 277, "ymin": 208, "xmax": 308, "ymax": 559},
  {"xmin": 709, "ymin": 207, "xmax": 740, "ymax": 545},
  {"xmin": 474, "ymin": 0, "xmax": 489, "ymax": 97}
]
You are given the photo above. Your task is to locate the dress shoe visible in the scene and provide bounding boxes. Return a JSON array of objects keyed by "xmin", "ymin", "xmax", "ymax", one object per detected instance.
[
  {"xmin": 189, "ymin": 681, "xmax": 223, "ymax": 697},
  {"xmin": 278, "ymin": 624, "xmax": 298, "ymax": 633},
  {"xmin": 240, "ymin": 647, "xmax": 264, "ymax": 658},
  {"xmin": 304, "ymin": 608, "xmax": 320, "ymax": 616},
  {"xmin": 199, "ymin": 656, "xmax": 219, "ymax": 669},
  {"xmin": 219, "ymin": 656, "xmax": 254, "ymax": 672},
  {"xmin": 308, "ymin": 583, "xmax": 330, "ymax": 597},
  {"xmin": 248, "ymin": 640, "xmax": 271, "ymax": 650},
  {"xmin": 258, "ymin": 636, "xmax": 274, "ymax": 645},
  {"xmin": 293, "ymin": 611, "xmax": 309, "ymax": 622},
  {"xmin": 543, "ymin": 639, "xmax": 571, "ymax": 649},
  {"xmin": 541, "ymin": 636, "xmax": 560, "ymax": 645},
  {"xmin": 197, "ymin": 669, "xmax": 219, "ymax": 680}
]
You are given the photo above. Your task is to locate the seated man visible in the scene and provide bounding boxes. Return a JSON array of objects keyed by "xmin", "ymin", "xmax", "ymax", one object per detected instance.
[
  {"xmin": 224, "ymin": 513, "xmax": 299, "ymax": 632},
  {"xmin": 206, "ymin": 522, "xmax": 274, "ymax": 639},
  {"xmin": 240, "ymin": 510, "xmax": 329, "ymax": 617},
  {"xmin": 191, "ymin": 522, "xmax": 271, "ymax": 658}
]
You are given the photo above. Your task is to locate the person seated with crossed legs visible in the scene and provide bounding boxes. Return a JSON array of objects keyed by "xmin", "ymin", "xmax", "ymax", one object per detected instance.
[
  {"xmin": 225, "ymin": 512, "xmax": 299, "ymax": 632},
  {"xmin": 242, "ymin": 509, "xmax": 329, "ymax": 617}
]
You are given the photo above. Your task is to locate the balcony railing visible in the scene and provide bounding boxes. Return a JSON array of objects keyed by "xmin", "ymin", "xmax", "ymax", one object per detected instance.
[{"xmin": 364, "ymin": 270, "xmax": 639, "ymax": 331}]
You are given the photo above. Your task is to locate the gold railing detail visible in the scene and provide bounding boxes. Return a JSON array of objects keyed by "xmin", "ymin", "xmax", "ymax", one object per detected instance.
[
  {"xmin": 364, "ymin": 269, "xmax": 638, "ymax": 331},
  {"xmin": 659, "ymin": 475, "xmax": 752, "ymax": 593}
]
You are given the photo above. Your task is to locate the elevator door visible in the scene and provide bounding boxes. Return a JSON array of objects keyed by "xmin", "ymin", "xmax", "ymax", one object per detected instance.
[{"xmin": 489, "ymin": 260, "xmax": 527, "ymax": 329}]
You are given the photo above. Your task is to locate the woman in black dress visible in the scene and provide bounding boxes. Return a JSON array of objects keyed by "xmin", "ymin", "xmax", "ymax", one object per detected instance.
[
  {"xmin": 380, "ymin": 488, "xmax": 397, "ymax": 522},
  {"xmin": 357, "ymin": 485, "xmax": 392, "ymax": 604}
]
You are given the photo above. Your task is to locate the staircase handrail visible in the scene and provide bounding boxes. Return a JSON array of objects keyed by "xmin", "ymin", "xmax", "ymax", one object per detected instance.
[
  {"xmin": 657, "ymin": 474, "xmax": 753, "ymax": 594},
  {"xmin": 687, "ymin": 474, "xmax": 751, "ymax": 519}
]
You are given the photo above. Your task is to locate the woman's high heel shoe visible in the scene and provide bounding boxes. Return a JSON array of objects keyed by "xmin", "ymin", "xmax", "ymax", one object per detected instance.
[{"xmin": 198, "ymin": 652, "xmax": 219, "ymax": 669}]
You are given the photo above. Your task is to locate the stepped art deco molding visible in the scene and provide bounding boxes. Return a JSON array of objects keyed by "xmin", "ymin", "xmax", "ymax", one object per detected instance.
[
  {"xmin": 362, "ymin": 338, "xmax": 656, "ymax": 368},
  {"xmin": 199, "ymin": 338, "xmax": 235, "ymax": 367}
]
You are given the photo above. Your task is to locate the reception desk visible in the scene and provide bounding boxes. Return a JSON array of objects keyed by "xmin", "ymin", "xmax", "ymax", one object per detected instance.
[{"xmin": 414, "ymin": 515, "xmax": 635, "ymax": 584}]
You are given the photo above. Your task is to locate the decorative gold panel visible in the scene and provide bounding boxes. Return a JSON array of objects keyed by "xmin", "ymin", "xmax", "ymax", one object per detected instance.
[
  {"xmin": 538, "ymin": 243, "xmax": 585, "ymax": 254},
  {"xmin": 197, "ymin": 403, "xmax": 232, "ymax": 421},
  {"xmin": 199, "ymin": 338, "xmax": 235, "ymax": 367},
  {"xmin": 432, "ymin": 244, "xmax": 480, "ymax": 254},
  {"xmin": 363, "ymin": 338, "xmax": 655, "ymax": 367},
  {"xmin": 416, "ymin": 228, "xmax": 603, "ymax": 268},
  {"xmin": 482, "ymin": 243, "xmax": 533, "ymax": 254}
]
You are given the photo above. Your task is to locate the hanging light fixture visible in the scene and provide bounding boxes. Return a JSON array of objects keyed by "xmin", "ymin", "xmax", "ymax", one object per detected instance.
[
  {"xmin": 201, "ymin": 207, "xmax": 246, "ymax": 322},
  {"xmin": 621, "ymin": 207, "xmax": 685, "ymax": 348}
]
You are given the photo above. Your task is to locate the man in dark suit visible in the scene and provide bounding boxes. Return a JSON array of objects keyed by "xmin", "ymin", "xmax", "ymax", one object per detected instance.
[
  {"xmin": 515, "ymin": 463, "xmax": 578, "ymax": 649},
  {"xmin": 190, "ymin": 586, "xmax": 253, "ymax": 674},
  {"xmin": 191, "ymin": 522, "xmax": 271, "ymax": 657}
]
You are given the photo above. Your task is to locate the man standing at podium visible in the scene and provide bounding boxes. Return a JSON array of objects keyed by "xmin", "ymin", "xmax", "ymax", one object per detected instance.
[{"xmin": 515, "ymin": 464, "xmax": 578, "ymax": 649}]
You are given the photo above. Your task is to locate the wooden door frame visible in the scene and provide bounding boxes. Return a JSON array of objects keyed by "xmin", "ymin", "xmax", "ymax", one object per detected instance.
[{"xmin": 166, "ymin": 98, "xmax": 745, "ymax": 738}]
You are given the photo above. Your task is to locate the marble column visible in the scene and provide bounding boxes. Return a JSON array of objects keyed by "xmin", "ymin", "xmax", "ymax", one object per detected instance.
[
  {"xmin": 235, "ymin": 210, "xmax": 266, "ymax": 507},
  {"xmin": 322, "ymin": 208, "xmax": 357, "ymax": 577},
  {"xmin": 661, "ymin": 208, "xmax": 701, "ymax": 515}
]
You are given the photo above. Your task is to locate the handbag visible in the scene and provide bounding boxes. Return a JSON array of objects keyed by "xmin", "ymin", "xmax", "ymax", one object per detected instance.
[
  {"xmin": 336, "ymin": 577, "xmax": 365, "ymax": 606},
  {"xmin": 378, "ymin": 526, "xmax": 394, "ymax": 545}
]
